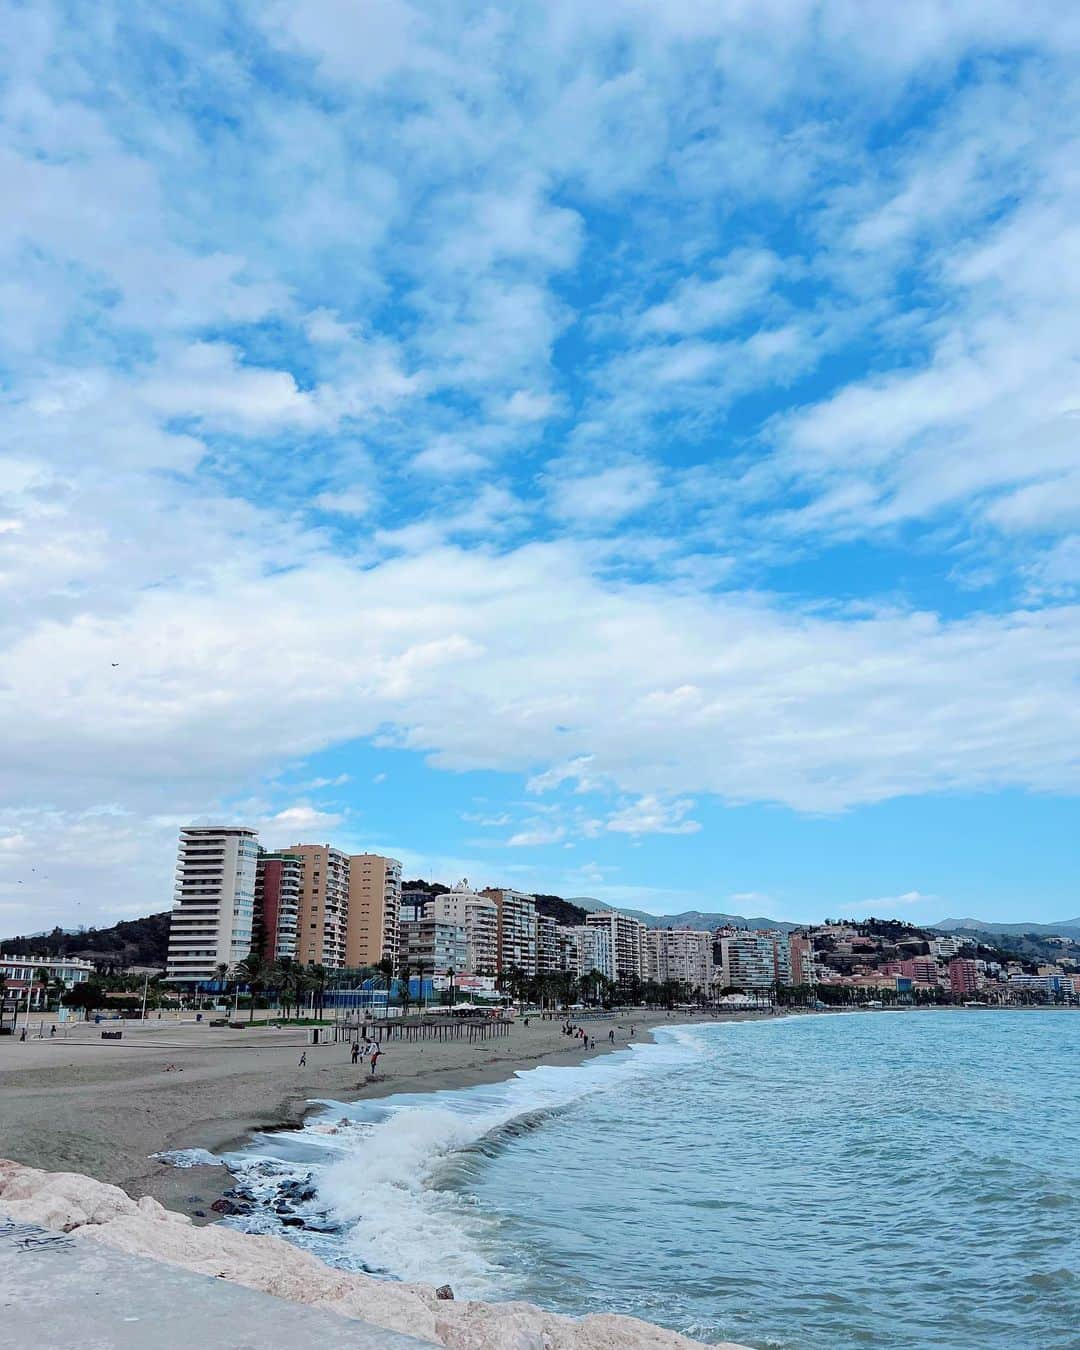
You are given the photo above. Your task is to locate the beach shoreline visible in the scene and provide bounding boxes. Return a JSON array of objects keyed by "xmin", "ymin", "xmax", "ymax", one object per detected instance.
[{"xmin": 0, "ymin": 1008, "xmax": 770, "ymax": 1222}]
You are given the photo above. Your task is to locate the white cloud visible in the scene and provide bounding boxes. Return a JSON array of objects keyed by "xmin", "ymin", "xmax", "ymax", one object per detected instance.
[
  {"xmin": 305, "ymin": 773, "xmax": 351, "ymax": 789},
  {"xmin": 314, "ymin": 487, "xmax": 373, "ymax": 518},
  {"xmin": 636, "ymin": 249, "xmax": 785, "ymax": 336},
  {"xmin": 546, "ymin": 461, "xmax": 660, "ymax": 525},
  {"xmin": 606, "ymin": 795, "xmax": 702, "ymax": 836},
  {"xmin": 506, "ymin": 823, "xmax": 567, "ymax": 847},
  {"xmin": 848, "ymin": 890, "xmax": 936, "ymax": 910}
]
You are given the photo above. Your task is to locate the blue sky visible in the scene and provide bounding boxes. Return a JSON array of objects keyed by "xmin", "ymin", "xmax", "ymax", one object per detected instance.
[{"xmin": 1, "ymin": 1, "xmax": 1078, "ymax": 934}]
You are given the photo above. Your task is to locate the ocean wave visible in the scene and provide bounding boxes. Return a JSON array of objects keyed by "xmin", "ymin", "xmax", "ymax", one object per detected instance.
[{"xmin": 224, "ymin": 1024, "xmax": 708, "ymax": 1294}]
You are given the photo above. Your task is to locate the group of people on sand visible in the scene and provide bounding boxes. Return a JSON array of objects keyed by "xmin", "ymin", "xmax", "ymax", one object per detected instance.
[
  {"xmin": 561, "ymin": 1020, "xmax": 637, "ymax": 1052},
  {"xmin": 350, "ymin": 1037, "xmax": 382, "ymax": 1073},
  {"xmin": 297, "ymin": 1038, "xmax": 382, "ymax": 1076}
]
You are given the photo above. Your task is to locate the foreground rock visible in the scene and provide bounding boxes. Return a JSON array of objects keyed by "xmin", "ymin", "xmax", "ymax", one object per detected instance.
[{"xmin": 0, "ymin": 1160, "xmax": 744, "ymax": 1349}]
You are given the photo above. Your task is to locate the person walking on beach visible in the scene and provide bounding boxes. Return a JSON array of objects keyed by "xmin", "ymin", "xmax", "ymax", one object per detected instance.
[
  {"xmin": 608, "ymin": 1028, "xmax": 615, "ymax": 1044},
  {"xmin": 369, "ymin": 1045, "xmax": 381, "ymax": 1075},
  {"xmin": 351, "ymin": 1041, "xmax": 359, "ymax": 1065},
  {"xmin": 298, "ymin": 1051, "xmax": 307, "ymax": 1067}
]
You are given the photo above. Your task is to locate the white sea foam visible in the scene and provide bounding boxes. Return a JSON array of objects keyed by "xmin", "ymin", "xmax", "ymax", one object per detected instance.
[
  {"xmin": 152, "ymin": 1147, "xmax": 223, "ymax": 1168},
  {"xmin": 228, "ymin": 1024, "xmax": 707, "ymax": 1295}
]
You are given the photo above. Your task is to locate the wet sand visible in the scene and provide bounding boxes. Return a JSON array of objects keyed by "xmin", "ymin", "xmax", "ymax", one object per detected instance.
[{"xmin": 0, "ymin": 1009, "xmax": 764, "ymax": 1219}]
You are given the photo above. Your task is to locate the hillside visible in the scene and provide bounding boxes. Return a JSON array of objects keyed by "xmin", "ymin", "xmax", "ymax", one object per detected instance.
[
  {"xmin": 0, "ymin": 912, "xmax": 171, "ymax": 967},
  {"xmin": 532, "ymin": 894, "xmax": 589, "ymax": 926}
]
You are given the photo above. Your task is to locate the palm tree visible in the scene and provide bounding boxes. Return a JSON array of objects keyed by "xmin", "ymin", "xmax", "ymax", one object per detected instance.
[
  {"xmin": 308, "ymin": 963, "xmax": 329, "ymax": 1020},
  {"xmin": 270, "ymin": 958, "xmax": 294, "ymax": 1018},
  {"xmin": 376, "ymin": 956, "xmax": 395, "ymax": 1012},
  {"xmin": 234, "ymin": 951, "xmax": 267, "ymax": 1022}
]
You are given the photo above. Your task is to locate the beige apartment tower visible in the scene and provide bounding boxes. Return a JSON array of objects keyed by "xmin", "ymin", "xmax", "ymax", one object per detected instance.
[
  {"xmin": 345, "ymin": 853, "xmax": 402, "ymax": 968},
  {"xmin": 286, "ymin": 843, "xmax": 350, "ymax": 968}
]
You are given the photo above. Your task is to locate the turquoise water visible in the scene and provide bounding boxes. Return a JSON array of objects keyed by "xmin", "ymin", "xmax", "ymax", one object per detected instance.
[
  {"xmin": 227, "ymin": 1010, "xmax": 1079, "ymax": 1348},
  {"xmin": 456, "ymin": 1012, "xmax": 1080, "ymax": 1348}
]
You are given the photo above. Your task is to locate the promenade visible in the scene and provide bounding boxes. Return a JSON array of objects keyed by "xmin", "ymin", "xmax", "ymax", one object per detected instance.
[{"xmin": 1, "ymin": 1217, "xmax": 433, "ymax": 1348}]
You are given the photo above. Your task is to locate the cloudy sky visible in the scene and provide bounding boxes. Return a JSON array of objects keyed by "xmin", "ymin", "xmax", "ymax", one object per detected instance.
[{"xmin": 2, "ymin": 0, "xmax": 1078, "ymax": 935}]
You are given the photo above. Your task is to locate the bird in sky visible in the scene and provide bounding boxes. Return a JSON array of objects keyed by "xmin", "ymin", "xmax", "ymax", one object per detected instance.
[{"xmin": 111, "ymin": 662, "xmax": 119, "ymax": 667}]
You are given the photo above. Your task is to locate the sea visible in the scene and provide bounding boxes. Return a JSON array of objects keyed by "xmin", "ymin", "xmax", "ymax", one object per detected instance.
[{"xmin": 203, "ymin": 1010, "xmax": 1079, "ymax": 1349}]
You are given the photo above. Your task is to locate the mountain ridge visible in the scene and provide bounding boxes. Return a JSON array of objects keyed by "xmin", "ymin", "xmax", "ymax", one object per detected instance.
[{"xmin": 934, "ymin": 916, "xmax": 1080, "ymax": 940}]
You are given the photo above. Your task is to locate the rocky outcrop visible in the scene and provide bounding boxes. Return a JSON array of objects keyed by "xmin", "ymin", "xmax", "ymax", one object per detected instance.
[{"xmin": 0, "ymin": 1160, "xmax": 744, "ymax": 1349}]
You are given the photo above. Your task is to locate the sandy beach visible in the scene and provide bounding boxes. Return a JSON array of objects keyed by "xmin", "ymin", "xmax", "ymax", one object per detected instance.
[{"xmin": 0, "ymin": 1009, "xmax": 763, "ymax": 1220}]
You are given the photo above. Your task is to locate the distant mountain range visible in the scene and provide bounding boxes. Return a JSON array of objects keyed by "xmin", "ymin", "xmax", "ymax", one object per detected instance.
[
  {"xmin": 934, "ymin": 916, "xmax": 1080, "ymax": 941},
  {"xmin": 575, "ymin": 898, "xmax": 1080, "ymax": 940},
  {"xmin": 567, "ymin": 898, "xmax": 799, "ymax": 932}
]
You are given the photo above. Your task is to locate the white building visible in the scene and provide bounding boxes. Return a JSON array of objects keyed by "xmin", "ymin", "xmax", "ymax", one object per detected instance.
[
  {"xmin": 647, "ymin": 928, "xmax": 712, "ymax": 992},
  {"xmin": 431, "ymin": 882, "xmax": 499, "ymax": 975},
  {"xmin": 536, "ymin": 914, "xmax": 561, "ymax": 973},
  {"xmin": 166, "ymin": 826, "xmax": 259, "ymax": 987},
  {"xmin": 715, "ymin": 930, "xmax": 792, "ymax": 991},
  {"xmin": 585, "ymin": 910, "xmax": 646, "ymax": 982},
  {"xmin": 930, "ymin": 935, "xmax": 975, "ymax": 959},
  {"xmin": 559, "ymin": 924, "xmax": 614, "ymax": 981},
  {"xmin": 483, "ymin": 888, "xmax": 538, "ymax": 976},
  {"xmin": 0, "ymin": 954, "xmax": 94, "ymax": 1004},
  {"xmin": 399, "ymin": 918, "xmax": 468, "ymax": 976}
]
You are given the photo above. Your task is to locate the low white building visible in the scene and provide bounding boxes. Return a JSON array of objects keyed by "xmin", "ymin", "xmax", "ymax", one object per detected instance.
[{"xmin": 0, "ymin": 954, "xmax": 95, "ymax": 1002}]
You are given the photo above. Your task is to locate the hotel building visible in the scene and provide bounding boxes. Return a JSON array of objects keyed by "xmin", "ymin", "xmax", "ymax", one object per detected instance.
[
  {"xmin": 345, "ymin": 853, "xmax": 402, "ymax": 968},
  {"xmin": 165, "ymin": 826, "xmax": 259, "ymax": 987}
]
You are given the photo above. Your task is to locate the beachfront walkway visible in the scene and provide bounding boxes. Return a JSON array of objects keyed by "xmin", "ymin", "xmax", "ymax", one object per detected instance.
[{"xmin": 1, "ymin": 1216, "xmax": 435, "ymax": 1349}]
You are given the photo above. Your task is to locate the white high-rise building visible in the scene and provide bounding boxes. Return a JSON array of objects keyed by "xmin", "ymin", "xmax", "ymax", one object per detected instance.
[
  {"xmin": 715, "ymin": 930, "xmax": 792, "ymax": 991},
  {"xmin": 646, "ymin": 928, "xmax": 712, "ymax": 992},
  {"xmin": 483, "ymin": 888, "xmax": 538, "ymax": 976},
  {"xmin": 166, "ymin": 826, "xmax": 259, "ymax": 987},
  {"xmin": 586, "ymin": 909, "xmax": 646, "ymax": 982},
  {"xmin": 560, "ymin": 924, "xmax": 614, "ymax": 981},
  {"xmin": 536, "ymin": 914, "xmax": 561, "ymax": 973},
  {"xmin": 432, "ymin": 881, "xmax": 499, "ymax": 975}
]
